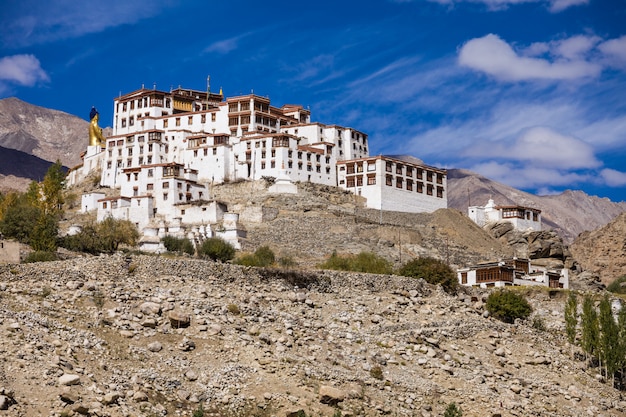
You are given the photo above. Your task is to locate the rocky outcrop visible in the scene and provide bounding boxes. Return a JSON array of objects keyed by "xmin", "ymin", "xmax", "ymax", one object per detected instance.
[
  {"xmin": 0, "ymin": 254, "xmax": 625, "ymax": 416},
  {"xmin": 483, "ymin": 222, "xmax": 573, "ymax": 267},
  {"xmin": 570, "ymin": 212, "xmax": 626, "ymax": 285}
]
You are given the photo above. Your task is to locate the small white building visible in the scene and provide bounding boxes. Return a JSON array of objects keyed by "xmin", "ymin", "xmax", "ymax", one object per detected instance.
[
  {"xmin": 468, "ymin": 199, "xmax": 541, "ymax": 231},
  {"xmin": 336, "ymin": 155, "xmax": 447, "ymax": 213},
  {"xmin": 457, "ymin": 257, "xmax": 568, "ymax": 289}
]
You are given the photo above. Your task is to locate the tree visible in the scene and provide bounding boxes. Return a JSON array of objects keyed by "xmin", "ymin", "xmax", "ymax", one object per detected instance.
[
  {"xmin": 564, "ymin": 292, "xmax": 578, "ymax": 356},
  {"xmin": 40, "ymin": 160, "xmax": 65, "ymax": 216},
  {"xmin": 397, "ymin": 257, "xmax": 457, "ymax": 293},
  {"xmin": 97, "ymin": 217, "xmax": 139, "ymax": 252},
  {"xmin": 30, "ymin": 213, "xmax": 59, "ymax": 252},
  {"xmin": 485, "ymin": 290, "xmax": 532, "ymax": 323},
  {"xmin": 0, "ymin": 202, "xmax": 42, "ymax": 243},
  {"xmin": 617, "ymin": 302, "xmax": 626, "ymax": 388},
  {"xmin": 197, "ymin": 237, "xmax": 235, "ymax": 262},
  {"xmin": 580, "ymin": 296, "xmax": 599, "ymax": 361},
  {"xmin": 599, "ymin": 296, "xmax": 620, "ymax": 383}
]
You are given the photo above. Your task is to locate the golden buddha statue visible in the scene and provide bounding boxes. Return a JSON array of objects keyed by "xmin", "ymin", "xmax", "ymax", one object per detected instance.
[{"xmin": 89, "ymin": 107, "xmax": 106, "ymax": 147}]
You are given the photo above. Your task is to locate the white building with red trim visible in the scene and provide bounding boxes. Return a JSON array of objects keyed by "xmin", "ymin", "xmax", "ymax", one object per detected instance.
[
  {"xmin": 68, "ymin": 84, "xmax": 448, "ymax": 250},
  {"xmin": 468, "ymin": 198, "xmax": 541, "ymax": 231}
]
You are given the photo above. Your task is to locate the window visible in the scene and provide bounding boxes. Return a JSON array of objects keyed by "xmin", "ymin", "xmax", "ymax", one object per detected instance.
[
  {"xmin": 271, "ymin": 161, "xmax": 276, "ymax": 168},
  {"xmin": 229, "ymin": 117, "xmax": 238, "ymax": 126},
  {"xmin": 121, "ymin": 118, "xmax": 126, "ymax": 128},
  {"xmin": 406, "ymin": 167, "xmax": 413, "ymax": 177},
  {"xmin": 261, "ymin": 161, "xmax": 266, "ymax": 169},
  {"xmin": 356, "ymin": 176, "xmax": 363, "ymax": 186},
  {"xmin": 367, "ymin": 176, "xmax": 376, "ymax": 185},
  {"xmin": 417, "ymin": 182, "xmax": 423, "ymax": 193},
  {"xmin": 406, "ymin": 180, "xmax": 413, "ymax": 191},
  {"xmin": 176, "ymin": 118, "xmax": 181, "ymax": 126},
  {"xmin": 213, "ymin": 148, "xmax": 217, "ymax": 155},
  {"xmin": 416, "ymin": 169, "xmax": 423, "ymax": 179},
  {"xmin": 396, "ymin": 177, "xmax": 403, "ymax": 188},
  {"xmin": 163, "ymin": 182, "xmax": 169, "ymax": 188},
  {"xmin": 427, "ymin": 184, "xmax": 433, "ymax": 196},
  {"xmin": 437, "ymin": 187, "xmax": 444, "ymax": 198},
  {"xmin": 426, "ymin": 171, "xmax": 433, "ymax": 182},
  {"xmin": 386, "ymin": 175, "xmax": 393, "ymax": 186},
  {"xmin": 188, "ymin": 116, "xmax": 193, "ymax": 125},
  {"xmin": 386, "ymin": 162, "xmax": 392, "ymax": 172},
  {"xmin": 347, "ymin": 164, "xmax": 355, "ymax": 174},
  {"xmin": 396, "ymin": 165, "xmax": 403, "ymax": 175},
  {"xmin": 347, "ymin": 177, "xmax": 355, "ymax": 188},
  {"xmin": 201, "ymin": 114, "xmax": 206, "ymax": 123},
  {"xmin": 148, "ymin": 169, "xmax": 153, "ymax": 177},
  {"xmin": 211, "ymin": 113, "xmax": 216, "ymax": 122},
  {"xmin": 163, "ymin": 193, "xmax": 168, "ymax": 200},
  {"xmin": 103, "ymin": 202, "xmax": 108, "ymax": 209}
]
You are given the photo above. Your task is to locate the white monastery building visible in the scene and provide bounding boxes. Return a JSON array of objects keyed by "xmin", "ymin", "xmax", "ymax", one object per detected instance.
[
  {"xmin": 457, "ymin": 257, "xmax": 569, "ymax": 289},
  {"xmin": 68, "ymin": 84, "xmax": 447, "ymax": 250},
  {"xmin": 468, "ymin": 198, "xmax": 541, "ymax": 232}
]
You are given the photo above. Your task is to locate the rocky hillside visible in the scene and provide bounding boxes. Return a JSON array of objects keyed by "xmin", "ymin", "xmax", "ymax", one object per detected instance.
[
  {"xmin": 210, "ymin": 180, "xmax": 513, "ymax": 269},
  {"xmin": 1, "ymin": 254, "xmax": 624, "ymax": 417},
  {"xmin": 0, "ymin": 98, "xmax": 88, "ymax": 191},
  {"xmin": 447, "ymin": 169, "xmax": 626, "ymax": 244},
  {"xmin": 570, "ymin": 212, "xmax": 626, "ymax": 285}
]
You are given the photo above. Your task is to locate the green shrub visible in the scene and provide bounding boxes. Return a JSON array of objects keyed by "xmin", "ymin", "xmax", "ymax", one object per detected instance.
[
  {"xmin": 162, "ymin": 235, "xmax": 195, "ymax": 255},
  {"xmin": 235, "ymin": 245, "xmax": 276, "ymax": 267},
  {"xmin": 532, "ymin": 316, "xmax": 546, "ymax": 331},
  {"xmin": 23, "ymin": 251, "xmax": 57, "ymax": 263},
  {"xmin": 254, "ymin": 245, "xmax": 275, "ymax": 267},
  {"xmin": 370, "ymin": 365, "xmax": 384, "ymax": 380},
  {"xmin": 486, "ymin": 290, "xmax": 532, "ymax": 323},
  {"xmin": 319, "ymin": 251, "xmax": 392, "ymax": 275},
  {"xmin": 607, "ymin": 275, "xmax": 626, "ymax": 294},
  {"xmin": 397, "ymin": 257, "xmax": 457, "ymax": 293},
  {"xmin": 444, "ymin": 402, "xmax": 463, "ymax": 417},
  {"xmin": 198, "ymin": 237, "xmax": 235, "ymax": 262},
  {"xmin": 278, "ymin": 255, "xmax": 296, "ymax": 267}
]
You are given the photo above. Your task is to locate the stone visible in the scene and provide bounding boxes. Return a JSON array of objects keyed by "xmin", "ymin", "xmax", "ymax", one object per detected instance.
[
  {"xmin": 59, "ymin": 374, "xmax": 81, "ymax": 386},
  {"xmin": 72, "ymin": 403, "xmax": 90, "ymax": 415},
  {"xmin": 147, "ymin": 341, "xmax": 163, "ymax": 352},
  {"xmin": 319, "ymin": 385, "xmax": 345, "ymax": 405},
  {"xmin": 169, "ymin": 311, "xmax": 191, "ymax": 328},
  {"xmin": 60, "ymin": 388, "xmax": 80, "ymax": 404},
  {"xmin": 139, "ymin": 301, "xmax": 161, "ymax": 315},
  {"xmin": 102, "ymin": 391, "xmax": 121, "ymax": 405},
  {"xmin": 133, "ymin": 391, "xmax": 149, "ymax": 402},
  {"xmin": 0, "ymin": 395, "xmax": 12, "ymax": 410}
]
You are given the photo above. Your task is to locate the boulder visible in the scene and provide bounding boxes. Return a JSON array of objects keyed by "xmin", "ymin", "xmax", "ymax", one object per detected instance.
[{"xmin": 319, "ymin": 385, "xmax": 345, "ymax": 405}]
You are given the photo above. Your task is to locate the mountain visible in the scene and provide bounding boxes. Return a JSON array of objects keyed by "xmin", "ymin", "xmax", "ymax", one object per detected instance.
[
  {"xmin": 570, "ymin": 212, "xmax": 626, "ymax": 285},
  {"xmin": 447, "ymin": 168, "xmax": 626, "ymax": 243},
  {"xmin": 0, "ymin": 97, "xmax": 88, "ymax": 190}
]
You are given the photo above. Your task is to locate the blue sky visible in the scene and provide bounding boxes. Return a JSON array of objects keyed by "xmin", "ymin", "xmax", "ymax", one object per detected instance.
[{"xmin": 1, "ymin": 0, "xmax": 625, "ymax": 202}]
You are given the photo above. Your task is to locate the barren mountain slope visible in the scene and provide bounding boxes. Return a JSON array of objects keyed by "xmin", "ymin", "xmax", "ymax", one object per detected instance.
[
  {"xmin": 211, "ymin": 180, "xmax": 513, "ymax": 268},
  {"xmin": 570, "ymin": 212, "xmax": 626, "ymax": 285},
  {"xmin": 0, "ymin": 97, "xmax": 88, "ymax": 169},
  {"xmin": 1, "ymin": 255, "xmax": 625, "ymax": 417},
  {"xmin": 447, "ymin": 169, "xmax": 626, "ymax": 243}
]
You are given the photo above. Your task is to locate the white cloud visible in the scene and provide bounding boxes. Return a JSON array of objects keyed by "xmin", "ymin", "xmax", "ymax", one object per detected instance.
[
  {"xmin": 469, "ymin": 161, "xmax": 590, "ymax": 189},
  {"xmin": 204, "ymin": 37, "xmax": 242, "ymax": 54},
  {"xmin": 496, "ymin": 126, "xmax": 600, "ymax": 169},
  {"xmin": 548, "ymin": 0, "xmax": 588, "ymax": 12},
  {"xmin": 600, "ymin": 168, "xmax": 626, "ymax": 187},
  {"xmin": 0, "ymin": 0, "xmax": 174, "ymax": 47},
  {"xmin": 458, "ymin": 34, "xmax": 602, "ymax": 81},
  {"xmin": 598, "ymin": 36, "xmax": 626, "ymax": 68},
  {"xmin": 419, "ymin": 0, "xmax": 588, "ymax": 12},
  {"xmin": 0, "ymin": 54, "xmax": 49, "ymax": 85}
]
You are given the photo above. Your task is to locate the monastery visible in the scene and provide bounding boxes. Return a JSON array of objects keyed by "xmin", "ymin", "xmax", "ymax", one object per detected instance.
[
  {"xmin": 468, "ymin": 198, "xmax": 542, "ymax": 232},
  {"xmin": 68, "ymin": 84, "xmax": 448, "ymax": 250}
]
